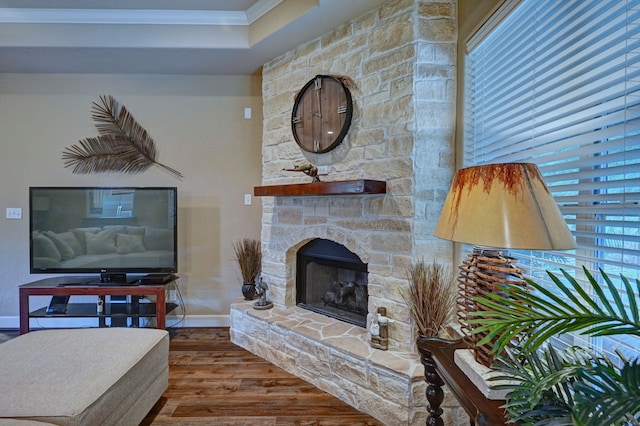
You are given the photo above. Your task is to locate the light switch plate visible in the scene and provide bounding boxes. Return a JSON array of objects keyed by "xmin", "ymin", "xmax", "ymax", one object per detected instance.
[{"xmin": 6, "ymin": 207, "xmax": 22, "ymax": 219}]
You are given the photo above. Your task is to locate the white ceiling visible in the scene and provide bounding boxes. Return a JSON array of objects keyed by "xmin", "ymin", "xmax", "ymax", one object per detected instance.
[{"xmin": 0, "ymin": 0, "xmax": 387, "ymax": 75}]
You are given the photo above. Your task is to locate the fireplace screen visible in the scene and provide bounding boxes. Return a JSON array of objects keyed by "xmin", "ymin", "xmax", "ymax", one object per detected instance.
[{"xmin": 296, "ymin": 239, "xmax": 368, "ymax": 327}]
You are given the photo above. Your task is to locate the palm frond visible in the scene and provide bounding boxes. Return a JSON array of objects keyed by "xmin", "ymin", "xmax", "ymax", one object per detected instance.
[
  {"xmin": 470, "ymin": 267, "xmax": 640, "ymax": 425},
  {"xmin": 489, "ymin": 346, "xmax": 574, "ymax": 425},
  {"xmin": 491, "ymin": 345, "xmax": 640, "ymax": 426},
  {"xmin": 468, "ymin": 267, "xmax": 640, "ymax": 356},
  {"xmin": 573, "ymin": 358, "xmax": 640, "ymax": 426},
  {"xmin": 62, "ymin": 135, "xmax": 151, "ymax": 174},
  {"xmin": 62, "ymin": 95, "xmax": 183, "ymax": 179},
  {"xmin": 91, "ymin": 95, "xmax": 157, "ymax": 156}
]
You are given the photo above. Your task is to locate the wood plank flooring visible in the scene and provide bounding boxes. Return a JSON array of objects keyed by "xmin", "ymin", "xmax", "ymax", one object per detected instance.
[{"xmin": 141, "ymin": 327, "xmax": 383, "ymax": 425}]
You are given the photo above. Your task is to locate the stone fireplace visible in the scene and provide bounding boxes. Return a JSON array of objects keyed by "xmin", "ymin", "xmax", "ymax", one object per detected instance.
[
  {"xmin": 296, "ymin": 238, "xmax": 368, "ymax": 327},
  {"xmin": 230, "ymin": 1, "xmax": 465, "ymax": 425},
  {"xmin": 230, "ymin": 235, "xmax": 429, "ymax": 424}
]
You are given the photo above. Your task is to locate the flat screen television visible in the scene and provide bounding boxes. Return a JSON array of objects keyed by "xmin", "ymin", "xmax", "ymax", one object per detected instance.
[{"xmin": 29, "ymin": 187, "xmax": 177, "ymax": 283}]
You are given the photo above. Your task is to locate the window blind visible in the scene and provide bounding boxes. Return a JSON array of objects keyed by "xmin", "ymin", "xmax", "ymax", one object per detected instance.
[{"xmin": 465, "ymin": 0, "xmax": 640, "ymax": 360}]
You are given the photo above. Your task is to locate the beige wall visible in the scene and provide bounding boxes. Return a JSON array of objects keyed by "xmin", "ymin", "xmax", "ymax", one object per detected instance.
[
  {"xmin": 0, "ymin": 73, "xmax": 263, "ymax": 325},
  {"xmin": 455, "ymin": 0, "xmax": 504, "ymax": 165},
  {"xmin": 458, "ymin": 0, "xmax": 504, "ymax": 43}
]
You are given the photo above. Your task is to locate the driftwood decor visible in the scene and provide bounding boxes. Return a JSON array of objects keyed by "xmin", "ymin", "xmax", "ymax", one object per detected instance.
[
  {"xmin": 62, "ymin": 95, "xmax": 183, "ymax": 179},
  {"xmin": 282, "ymin": 159, "xmax": 320, "ymax": 182}
]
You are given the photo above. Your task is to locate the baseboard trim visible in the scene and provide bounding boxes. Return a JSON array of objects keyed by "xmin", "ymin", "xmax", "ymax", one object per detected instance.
[
  {"xmin": 0, "ymin": 316, "xmax": 22, "ymax": 329},
  {"xmin": 0, "ymin": 314, "xmax": 230, "ymax": 330},
  {"xmin": 167, "ymin": 314, "xmax": 230, "ymax": 328}
]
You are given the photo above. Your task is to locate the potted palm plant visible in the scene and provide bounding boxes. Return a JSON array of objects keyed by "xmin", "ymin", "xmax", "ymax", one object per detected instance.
[
  {"xmin": 469, "ymin": 267, "xmax": 640, "ymax": 425},
  {"xmin": 232, "ymin": 238, "xmax": 261, "ymax": 300}
]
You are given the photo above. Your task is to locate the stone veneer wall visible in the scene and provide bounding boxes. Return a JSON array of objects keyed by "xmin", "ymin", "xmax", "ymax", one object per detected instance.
[{"xmin": 231, "ymin": 1, "xmax": 465, "ymax": 424}]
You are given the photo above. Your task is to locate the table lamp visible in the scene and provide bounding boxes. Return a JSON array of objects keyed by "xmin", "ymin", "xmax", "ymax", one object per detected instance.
[{"xmin": 434, "ymin": 163, "xmax": 575, "ymax": 366}]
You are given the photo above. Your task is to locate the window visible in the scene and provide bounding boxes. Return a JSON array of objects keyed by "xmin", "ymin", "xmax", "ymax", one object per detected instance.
[
  {"xmin": 88, "ymin": 189, "xmax": 135, "ymax": 217},
  {"xmin": 465, "ymin": 0, "xmax": 640, "ymax": 361}
]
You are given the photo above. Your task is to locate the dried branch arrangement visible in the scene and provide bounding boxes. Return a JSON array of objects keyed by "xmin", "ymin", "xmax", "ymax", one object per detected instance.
[
  {"xmin": 403, "ymin": 260, "xmax": 457, "ymax": 338},
  {"xmin": 232, "ymin": 238, "xmax": 262, "ymax": 284},
  {"xmin": 62, "ymin": 95, "xmax": 183, "ymax": 179}
]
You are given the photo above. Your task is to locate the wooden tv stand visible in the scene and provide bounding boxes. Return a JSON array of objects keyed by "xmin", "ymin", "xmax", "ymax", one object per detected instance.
[{"xmin": 19, "ymin": 276, "xmax": 177, "ymax": 334}]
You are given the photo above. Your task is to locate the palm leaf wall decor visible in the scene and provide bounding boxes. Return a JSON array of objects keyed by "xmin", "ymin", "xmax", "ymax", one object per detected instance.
[{"xmin": 62, "ymin": 95, "xmax": 183, "ymax": 179}]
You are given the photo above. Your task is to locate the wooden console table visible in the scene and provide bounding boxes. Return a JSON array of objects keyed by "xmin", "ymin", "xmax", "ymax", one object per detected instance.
[
  {"xmin": 417, "ymin": 336, "xmax": 512, "ymax": 426},
  {"xmin": 19, "ymin": 276, "xmax": 175, "ymax": 334}
]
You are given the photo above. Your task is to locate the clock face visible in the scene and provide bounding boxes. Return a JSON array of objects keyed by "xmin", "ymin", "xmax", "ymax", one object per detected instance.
[{"xmin": 291, "ymin": 75, "xmax": 353, "ymax": 153}]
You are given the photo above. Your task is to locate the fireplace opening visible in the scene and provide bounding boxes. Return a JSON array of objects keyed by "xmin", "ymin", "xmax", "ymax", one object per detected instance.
[{"xmin": 296, "ymin": 239, "xmax": 368, "ymax": 328}]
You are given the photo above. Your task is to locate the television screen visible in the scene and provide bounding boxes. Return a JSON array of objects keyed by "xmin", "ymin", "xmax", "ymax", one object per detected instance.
[{"xmin": 29, "ymin": 187, "xmax": 177, "ymax": 279}]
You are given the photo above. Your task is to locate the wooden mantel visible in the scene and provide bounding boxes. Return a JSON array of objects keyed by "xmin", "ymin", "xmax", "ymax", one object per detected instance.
[{"xmin": 254, "ymin": 179, "xmax": 386, "ymax": 197}]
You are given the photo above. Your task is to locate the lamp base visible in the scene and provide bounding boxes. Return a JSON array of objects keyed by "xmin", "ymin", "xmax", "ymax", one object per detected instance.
[{"xmin": 457, "ymin": 247, "xmax": 525, "ymax": 366}]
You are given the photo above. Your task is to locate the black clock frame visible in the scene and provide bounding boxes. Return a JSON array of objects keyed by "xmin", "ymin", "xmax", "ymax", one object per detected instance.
[{"xmin": 291, "ymin": 75, "xmax": 354, "ymax": 154}]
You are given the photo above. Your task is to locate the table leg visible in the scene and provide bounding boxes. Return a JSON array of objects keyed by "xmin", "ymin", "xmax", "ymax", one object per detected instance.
[
  {"xmin": 19, "ymin": 289, "xmax": 30, "ymax": 334},
  {"xmin": 156, "ymin": 289, "xmax": 166, "ymax": 329},
  {"xmin": 418, "ymin": 344, "xmax": 445, "ymax": 426}
]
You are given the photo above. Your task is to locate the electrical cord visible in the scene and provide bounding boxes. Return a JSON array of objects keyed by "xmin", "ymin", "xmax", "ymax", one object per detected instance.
[{"xmin": 166, "ymin": 277, "xmax": 186, "ymax": 329}]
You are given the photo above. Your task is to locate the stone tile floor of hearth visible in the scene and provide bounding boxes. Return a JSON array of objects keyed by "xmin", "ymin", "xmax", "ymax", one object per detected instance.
[{"xmin": 234, "ymin": 301, "xmax": 424, "ymax": 379}]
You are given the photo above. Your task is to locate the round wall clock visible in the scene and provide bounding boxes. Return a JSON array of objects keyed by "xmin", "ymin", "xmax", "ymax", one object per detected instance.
[{"xmin": 291, "ymin": 75, "xmax": 353, "ymax": 153}]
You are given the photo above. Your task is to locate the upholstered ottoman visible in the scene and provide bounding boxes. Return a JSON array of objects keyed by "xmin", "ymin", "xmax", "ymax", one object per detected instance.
[{"xmin": 0, "ymin": 328, "xmax": 169, "ymax": 426}]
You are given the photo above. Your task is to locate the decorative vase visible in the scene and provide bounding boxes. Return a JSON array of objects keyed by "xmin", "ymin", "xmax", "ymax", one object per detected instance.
[{"xmin": 242, "ymin": 282, "xmax": 257, "ymax": 300}]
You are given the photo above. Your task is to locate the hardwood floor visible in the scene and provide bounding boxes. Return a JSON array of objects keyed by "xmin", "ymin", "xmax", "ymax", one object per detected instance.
[{"xmin": 141, "ymin": 327, "xmax": 383, "ymax": 425}]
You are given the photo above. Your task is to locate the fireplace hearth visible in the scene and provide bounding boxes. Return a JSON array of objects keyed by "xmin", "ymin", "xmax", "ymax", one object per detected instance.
[{"xmin": 296, "ymin": 238, "xmax": 368, "ymax": 327}]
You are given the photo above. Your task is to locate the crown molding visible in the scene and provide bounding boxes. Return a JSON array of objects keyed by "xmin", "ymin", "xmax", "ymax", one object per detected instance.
[
  {"xmin": 0, "ymin": 0, "xmax": 283, "ymax": 26},
  {"xmin": 246, "ymin": 0, "xmax": 283, "ymax": 24}
]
